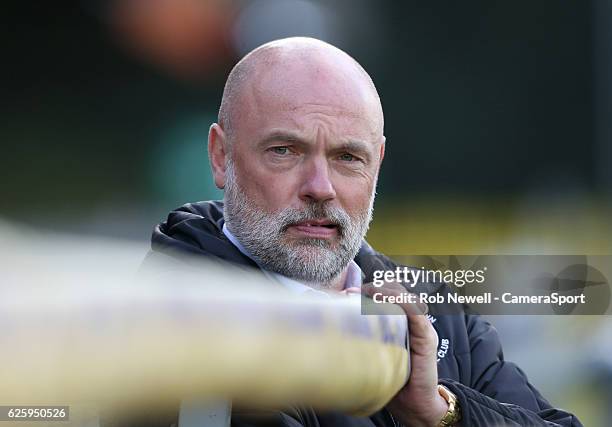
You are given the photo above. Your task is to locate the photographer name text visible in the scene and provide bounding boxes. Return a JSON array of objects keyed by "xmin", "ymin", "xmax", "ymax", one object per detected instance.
[{"xmin": 372, "ymin": 291, "xmax": 586, "ymax": 306}]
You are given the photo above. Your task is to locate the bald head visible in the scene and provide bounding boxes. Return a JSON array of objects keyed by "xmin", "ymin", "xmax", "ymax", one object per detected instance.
[{"xmin": 218, "ymin": 37, "xmax": 384, "ymax": 144}]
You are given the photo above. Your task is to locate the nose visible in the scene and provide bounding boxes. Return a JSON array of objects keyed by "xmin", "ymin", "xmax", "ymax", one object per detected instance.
[{"xmin": 298, "ymin": 157, "xmax": 336, "ymax": 204}]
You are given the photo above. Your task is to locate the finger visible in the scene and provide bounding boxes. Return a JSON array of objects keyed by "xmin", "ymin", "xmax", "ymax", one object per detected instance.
[{"xmin": 406, "ymin": 313, "xmax": 438, "ymax": 355}]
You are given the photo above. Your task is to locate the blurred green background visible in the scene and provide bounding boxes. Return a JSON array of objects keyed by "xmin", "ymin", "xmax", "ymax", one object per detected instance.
[{"xmin": 2, "ymin": 1, "xmax": 612, "ymax": 425}]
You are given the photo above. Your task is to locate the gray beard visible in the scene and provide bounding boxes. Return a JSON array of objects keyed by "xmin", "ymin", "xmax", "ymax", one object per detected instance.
[{"xmin": 223, "ymin": 159, "xmax": 375, "ymax": 289}]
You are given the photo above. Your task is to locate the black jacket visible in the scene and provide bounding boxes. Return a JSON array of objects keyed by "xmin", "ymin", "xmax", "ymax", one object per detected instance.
[{"xmin": 142, "ymin": 201, "xmax": 583, "ymax": 427}]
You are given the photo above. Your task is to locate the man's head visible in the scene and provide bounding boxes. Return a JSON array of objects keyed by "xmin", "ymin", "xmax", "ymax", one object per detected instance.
[{"xmin": 208, "ymin": 37, "xmax": 385, "ymax": 288}]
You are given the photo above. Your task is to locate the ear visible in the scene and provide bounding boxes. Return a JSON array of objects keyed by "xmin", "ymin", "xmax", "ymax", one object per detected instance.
[
  {"xmin": 208, "ymin": 123, "xmax": 228, "ymax": 189},
  {"xmin": 378, "ymin": 136, "xmax": 386, "ymax": 167}
]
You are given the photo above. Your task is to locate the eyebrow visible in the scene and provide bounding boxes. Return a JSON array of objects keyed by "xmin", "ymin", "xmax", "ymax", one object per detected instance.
[
  {"xmin": 257, "ymin": 131, "xmax": 373, "ymax": 158},
  {"xmin": 257, "ymin": 131, "xmax": 307, "ymax": 147},
  {"xmin": 334, "ymin": 140, "xmax": 371, "ymax": 155}
]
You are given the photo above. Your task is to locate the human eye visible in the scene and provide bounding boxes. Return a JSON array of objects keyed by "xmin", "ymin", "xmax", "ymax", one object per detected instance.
[
  {"xmin": 338, "ymin": 152, "xmax": 361, "ymax": 162},
  {"xmin": 269, "ymin": 146, "xmax": 290, "ymax": 155}
]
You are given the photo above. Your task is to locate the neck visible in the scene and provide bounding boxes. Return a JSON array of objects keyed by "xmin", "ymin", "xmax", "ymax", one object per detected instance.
[{"xmin": 330, "ymin": 268, "xmax": 349, "ymax": 292}]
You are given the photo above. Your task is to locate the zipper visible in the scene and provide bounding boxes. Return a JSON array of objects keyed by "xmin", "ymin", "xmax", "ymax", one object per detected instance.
[{"xmin": 386, "ymin": 409, "xmax": 399, "ymax": 427}]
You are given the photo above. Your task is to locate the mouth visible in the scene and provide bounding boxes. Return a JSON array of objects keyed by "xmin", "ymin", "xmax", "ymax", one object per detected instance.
[{"xmin": 286, "ymin": 219, "xmax": 340, "ymax": 239}]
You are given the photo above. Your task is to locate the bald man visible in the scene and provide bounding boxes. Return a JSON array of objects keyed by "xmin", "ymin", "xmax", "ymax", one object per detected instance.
[{"xmin": 146, "ymin": 38, "xmax": 582, "ymax": 427}]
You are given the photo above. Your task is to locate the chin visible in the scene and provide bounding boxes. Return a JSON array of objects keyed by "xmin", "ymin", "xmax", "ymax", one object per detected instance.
[{"xmin": 285, "ymin": 235, "xmax": 341, "ymax": 249}]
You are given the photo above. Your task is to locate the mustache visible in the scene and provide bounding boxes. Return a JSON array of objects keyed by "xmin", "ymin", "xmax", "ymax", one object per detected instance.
[{"xmin": 278, "ymin": 204, "xmax": 351, "ymax": 234}]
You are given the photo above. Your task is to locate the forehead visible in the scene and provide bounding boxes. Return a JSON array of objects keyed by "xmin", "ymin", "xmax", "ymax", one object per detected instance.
[{"xmin": 235, "ymin": 58, "xmax": 382, "ymax": 142}]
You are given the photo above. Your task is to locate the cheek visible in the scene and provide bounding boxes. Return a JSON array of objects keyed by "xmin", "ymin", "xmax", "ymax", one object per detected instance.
[
  {"xmin": 334, "ymin": 176, "xmax": 375, "ymax": 214},
  {"xmin": 237, "ymin": 167, "xmax": 301, "ymax": 212}
]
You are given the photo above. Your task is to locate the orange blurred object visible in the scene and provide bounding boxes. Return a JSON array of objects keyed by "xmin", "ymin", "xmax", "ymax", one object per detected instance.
[{"xmin": 110, "ymin": 0, "xmax": 235, "ymax": 82}]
